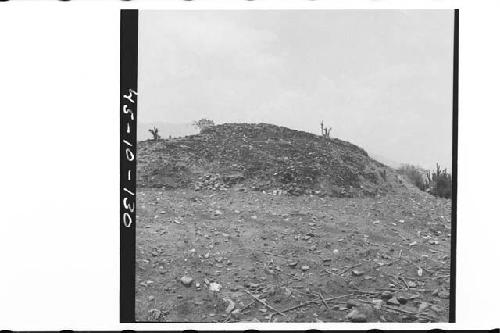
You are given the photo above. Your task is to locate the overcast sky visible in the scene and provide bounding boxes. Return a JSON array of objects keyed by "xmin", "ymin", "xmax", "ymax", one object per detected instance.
[{"xmin": 138, "ymin": 10, "xmax": 454, "ymax": 170}]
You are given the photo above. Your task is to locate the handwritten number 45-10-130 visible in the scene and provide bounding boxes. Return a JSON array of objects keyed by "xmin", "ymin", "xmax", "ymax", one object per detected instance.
[{"xmin": 122, "ymin": 88, "xmax": 137, "ymax": 228}]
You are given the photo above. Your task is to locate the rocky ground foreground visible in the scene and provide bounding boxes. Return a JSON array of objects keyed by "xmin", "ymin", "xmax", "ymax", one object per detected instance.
[{"xmin": 135, "ymin": 186, "xmax": 451, "ymax": 323}]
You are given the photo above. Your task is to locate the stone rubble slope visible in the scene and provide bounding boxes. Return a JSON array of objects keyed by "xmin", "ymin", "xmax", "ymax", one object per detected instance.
[{"xmin": 138, "ymin": 123, "xmax": 405, "ymax": 197}]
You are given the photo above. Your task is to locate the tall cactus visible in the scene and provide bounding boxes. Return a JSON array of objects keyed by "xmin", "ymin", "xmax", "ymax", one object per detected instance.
[
  {"xmin": 320, "ymin": 120, "xmax": 332, "ymax": 138},
  {"xmin": 149, "ymin": 127, "xmax": 161, "ymax": 140},
  {"xmin": 427, "ymin": 162, "xmax": 451, "ymax": 198}
]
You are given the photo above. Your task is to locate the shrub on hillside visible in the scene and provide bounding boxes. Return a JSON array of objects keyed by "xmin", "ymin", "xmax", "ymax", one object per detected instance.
[
  {"xmin": 397, "ymin": 164, "xmax": 428, "ymax": 191},
  {"xmin": 427, "ymin": 163, "xmax": 452, "ymax": 199},
  {"xmin": 398, "ymin": 163, "xmax": 452, "ymax": 199},
  {"xmin": 192, "ymin": 119, "xmax": 215, "ymax": 132}
]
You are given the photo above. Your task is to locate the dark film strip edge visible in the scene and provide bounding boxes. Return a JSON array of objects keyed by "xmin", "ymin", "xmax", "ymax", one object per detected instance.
[
  {"xmin": 449, "ymin": 8, "xmax": 459, "ymax": 324},
  {"xmin": 120, "ymin": 9, "xmax": 138, "ymax": 323}
]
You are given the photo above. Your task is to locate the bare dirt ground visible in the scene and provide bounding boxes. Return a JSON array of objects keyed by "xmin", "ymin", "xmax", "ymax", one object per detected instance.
[{"xmin": 135, "ymin": 186, "xmax": 451, "ymax": 323}]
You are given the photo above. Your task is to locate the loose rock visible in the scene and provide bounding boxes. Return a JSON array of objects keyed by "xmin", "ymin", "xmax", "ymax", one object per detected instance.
[
  {"xmin": 352, "ymin": 269, "xmax": 364, "ymax": 277},
  {"xmin": 380, "ymin": 291, "xmax": 393, "ymax": 300},
  {"xmin": 223, "ymin": 298, "xmax": 236, "ymax": 314},
  {"xmin": 209, "ymin": 282, "xmax": 222, "ymax": 292},
  {"xmin": 180, "ymin": 276, "xmax": 193, "ymax": 287},
  {"xmin": 387, "ymin": 297, "xmax": 400, "ymax": 305},
  {"xmin": 347, "ymin": 308, "xmax": 367, "ymax": 322}
]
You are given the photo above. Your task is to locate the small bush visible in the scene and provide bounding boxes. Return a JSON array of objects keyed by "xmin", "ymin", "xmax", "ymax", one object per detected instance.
[
  {"xmin": 428, "ymin": 163, "xmax": 452, "ymax": 199},
  {"xmin": 397, "ymin": 164, "xmax": 428, "ymax": 191},
  {"xmin": 192, "ymin": 118, "xmax": 215, "ymax": 132},
  {"xmin": 398, "ymin": 163, "xmax": 452, "ymax": 199}
]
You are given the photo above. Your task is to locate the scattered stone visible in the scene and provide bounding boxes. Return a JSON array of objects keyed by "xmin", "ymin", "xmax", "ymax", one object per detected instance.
[
  {"xmin": 148, "ymin": 308, "xmax": 161, "ymax": 320},
  {"xmin": 301, "ymin": 265, "xmax": 310, "ymax": 271},
  {"xmin": 209, "ymin": 282, "xmax": 222, "ymax": 292},
  {"xmin": 231, "ymin": 308, "xmax": 241, "ymax": 319},
  {"xmin": 180, "ymin": 276, "xmax": 193, "ymax": 287},
  {"xmin": 148, "ymin": 295, "xmax": 155, "ymax": 301},
  {"xmin": 214, "ymin": 210, "xmax": 222, "ymax": 216},
  {"xmin": 223, "ymin": 298, "xmax": 235, "ymax": 314},
  {"xmin": 430, "ymin": 305, "xmax": 444, "ymax": 313},
  {"xmin": 418, "ymin": 302, "xmax": 430, "ymax": 312},
  {"xmin": 288, "ymin": 261, "xmax": 298, "ymax": 268},
  {"xmin": 396, "ymin": 295, "xmax": 408, "ymax": 304},
  {"xmin": 347, "ymin": 308, "xmax": 367, "ymax": 322},
  {"xmin": 372, "ymin": 299, "xmax": 383, "ymax": 309},
  {"xmin": 407, "ymin": 280, "xmax": 417, "ymax": 288},
  {"xmin": 387, "ymin": 297, "xmax": 400, "ymax": 305},
  {"xmin": 380, "ymin": 291, "xmax": 393, "ymax": 300},
  {"xmin": 348, "ymin": 280, "xmax": 358, "ymax": 288},
  {"xmin": 352, "ymin": 269, "xmax": 364, "ymax": 277},
  {"xmin": 346, "ymin": 299, "xmax": 361, "ymax": 309}
]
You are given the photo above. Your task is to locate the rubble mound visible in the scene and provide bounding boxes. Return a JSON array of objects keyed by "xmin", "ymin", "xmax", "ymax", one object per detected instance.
[{"xmin": 137, "ymin": 123, "xmax": 403, "ymax": 197}]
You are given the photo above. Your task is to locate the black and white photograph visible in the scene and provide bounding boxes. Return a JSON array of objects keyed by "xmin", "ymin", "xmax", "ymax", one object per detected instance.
[
  {"xmin": 130, "ymin": 9, "xmax": 457, "ymax": 323},
  {"xmin": 6, "ymin": 0, "xmax": 500, "ymax": 330}
]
